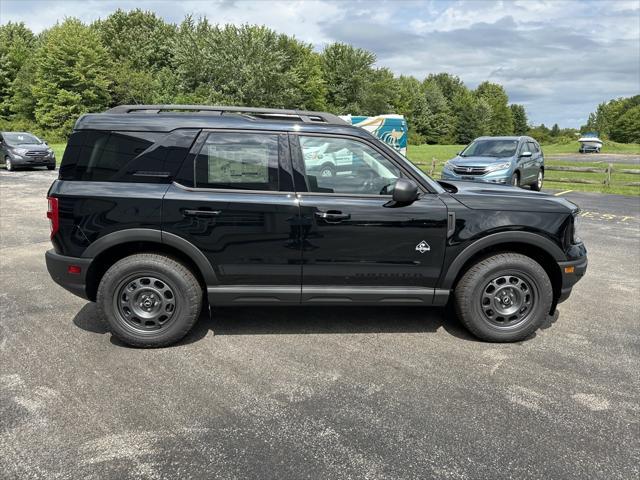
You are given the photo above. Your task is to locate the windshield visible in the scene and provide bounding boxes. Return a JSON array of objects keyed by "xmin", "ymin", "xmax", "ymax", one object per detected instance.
[
  {"xmin": 3, "ymin": 132, "xmax": 42, "ymax": 146},
  {"xmin": 461, "ymin": 139, "xmax": 518, "ymax": 158}
]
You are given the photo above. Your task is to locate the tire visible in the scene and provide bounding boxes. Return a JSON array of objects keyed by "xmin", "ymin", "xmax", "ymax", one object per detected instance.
[
  {"xmin": 47, "ymin": 165, "xmax": 55, "ymax": 171},
  {"xmin": 319, "ymin": 163, "xmax": 336, "ymax": 178},
  {"xmin": 510, "ymin": 171, "xmax": 520, "ymax": 187},
  {"xmin": 97, "ymin": 253, "xmax": 203, "ymax": 347},
  {"xmin": 5, "ymin": 156, "xmax": 13, "ymax": 171},
  {"xmin": 454, "ymin": 253, "xmax": 553, "ymax": 342},
  {"xmin": 530, "ymin": 169, "xmax": 543, "ymax": 191}
]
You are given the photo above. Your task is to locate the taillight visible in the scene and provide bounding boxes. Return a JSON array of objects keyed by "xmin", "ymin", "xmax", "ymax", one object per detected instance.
[{"xmin": 47, "ymin": 196, "xmax": 59, "ymax": 239}]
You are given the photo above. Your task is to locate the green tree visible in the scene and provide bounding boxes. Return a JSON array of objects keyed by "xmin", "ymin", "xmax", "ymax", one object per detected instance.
[
  {"xmin": 0, "ymin": 22, "xmax": 36, "ymax": 117},
  {"xmin": 474, "ymin": 81, "xmax": 513, "ymax": 135},
  {"xmin": 451, "ymin": 90, "xmax": 483, "ymax": 144},
  {"xmin": 321, "ymin": 42, "xmax": 376, "ymax": 113},
  {"xmin": 550, "ymin": 123, "xmax": 560, "ymax": 137},
  {"xmin": 94, "ymin": 9, "xmax": 175, "ymax": 71},
  {"xmin": 172, "ymin": 19, "xmax": 325, "ymax": 109},
  {"xmin": 611, "ymin": 105, "xmax": 640, "ymax": 143},
  {"xmin": 581, "ymin": 95, "xmax": 640, "ymax": 139},
  {"xmin": 425, "ymin": 73, "xmax": 467, "ymax": 104},
  {"xmin": 393, "ymin": 75, "xmax": 430, "ymax": 143},
  {"xmin": 510, "ymin": 104, "xmax": 528, "ymax": 135},
  {"xmin": 421, "ymin": 79, "xmax": 455, "ymax": 144},
  {"xmin": 94, "ymin": 9, "xmax": 177, "ymax": 105},
  {"xmin": 32, "ymin": 19, "xmax": 111, "ymax": 135},
  {"xmin": 361, "ymin": 67, "xmax": 398, "ymax": 115}
]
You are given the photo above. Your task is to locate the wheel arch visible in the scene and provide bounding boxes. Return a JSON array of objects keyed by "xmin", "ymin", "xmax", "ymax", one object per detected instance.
[
  {"xmin": 83, "ymin": 229, "xmax": 217, "ymax": 301},
  {"xmin": 442, "ymin": 232, "xmax": 564, "ymax": 312}
]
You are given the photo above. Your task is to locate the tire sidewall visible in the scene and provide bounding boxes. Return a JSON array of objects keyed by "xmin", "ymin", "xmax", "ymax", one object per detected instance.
[
  {"xmin": 98, "ymin": 256, "xmax": 201, "ymax": 346},
  {"xmin": 511, "ymin": 172, "xmax": 519, "ymax": 187},
  {"xmin": 319, "ymin": 163, "xmax": 336, "ymax": 177},
  {"xmin": 457, "ymin": 256, "xmax": 552, "ymax": 341},
  {"xmin": 531, "ymin": 169, "xmax": 543, "ymax": 191}
]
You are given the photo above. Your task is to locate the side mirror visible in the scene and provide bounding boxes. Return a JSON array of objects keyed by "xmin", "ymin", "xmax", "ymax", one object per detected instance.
[
  {"xmin": 391, "ymin": 178, "xmax": 419, "ymax": 204},
  {"xmin": 520, "ymin": 151, "xmax": 532, "ymax": 158}
]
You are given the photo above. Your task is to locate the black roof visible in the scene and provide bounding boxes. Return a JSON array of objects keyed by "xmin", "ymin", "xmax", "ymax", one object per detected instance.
[{"xmin": 74, "ymin": 105, "xmax": 364, "ymax": 136}]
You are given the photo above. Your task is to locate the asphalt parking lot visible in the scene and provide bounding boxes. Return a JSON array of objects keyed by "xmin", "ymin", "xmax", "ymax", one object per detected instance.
[{"xmin": 1, "ymin": 169, "xmax": 638, "ymax": 479}]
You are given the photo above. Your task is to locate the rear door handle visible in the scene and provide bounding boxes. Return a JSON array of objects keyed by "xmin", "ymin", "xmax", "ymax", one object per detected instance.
[
  {"xmin": 183, "ymin": 209, "xmax": 221, "ymax": 218},
  {"xmin": 315, "ymin": 211, "xmax": 351, "ymax": 222}
]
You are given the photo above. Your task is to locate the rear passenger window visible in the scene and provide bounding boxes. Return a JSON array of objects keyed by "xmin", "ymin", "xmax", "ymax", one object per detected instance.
[{"xmin": 194, "ymin": 132, "xmax": 279, "ymax": 190}]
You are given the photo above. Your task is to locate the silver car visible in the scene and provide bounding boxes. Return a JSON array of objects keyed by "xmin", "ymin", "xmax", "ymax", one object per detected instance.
[{"xmin": 441, "ymin": 136, "xmax": 544, "ymax": 191}]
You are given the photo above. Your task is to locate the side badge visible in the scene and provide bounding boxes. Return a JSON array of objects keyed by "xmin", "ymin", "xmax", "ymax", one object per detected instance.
[{"xmin": 415, "ymin": 240, "xmax": 430, "ymax": 253}]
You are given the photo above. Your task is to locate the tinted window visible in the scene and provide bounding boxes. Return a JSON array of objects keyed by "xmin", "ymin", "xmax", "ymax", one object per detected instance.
[
  {"xmin": 299, "ymin": 135, "xmax": 401, "ymax": 195},
  {"xmin": 461, "ymin": 140, "xmax": 518, "ymax": 158},
  {"xmin": 59, "ymin": 130, "xmax": 197, "ymax": 182},
  {"xmin": 194, "ymin": 132, "xmax": 279, "ymax": 190},
  {"xmin": 60, "ymin": 131, "xmax": 159, "ymax": 181}
]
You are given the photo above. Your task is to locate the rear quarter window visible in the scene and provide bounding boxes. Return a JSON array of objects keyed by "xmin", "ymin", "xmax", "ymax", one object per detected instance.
[{"xmin": 59, "ymin": 130, "xmax": 198, "ymax": 182}]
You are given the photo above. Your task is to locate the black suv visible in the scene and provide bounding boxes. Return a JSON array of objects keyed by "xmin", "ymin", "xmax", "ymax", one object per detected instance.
[{"xmin": 45, "ymin": 105, "xmax": 587, "ymax": 347}]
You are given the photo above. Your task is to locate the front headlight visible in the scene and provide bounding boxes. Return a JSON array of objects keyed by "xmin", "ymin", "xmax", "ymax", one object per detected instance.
[
  {"xmin": 12, "ymin": 147, "xmax": 29, "ymax": 156},
  {"xmin": 485, "ymin": 162, "xmax": 512, "ymax": 173},
  {"xmin": 572, "ymin": 212, "xmax": 582, "ymax": 243},
  {"xmin": 444, "ymin": 160, "xmax": 455, "ymax": 170}
]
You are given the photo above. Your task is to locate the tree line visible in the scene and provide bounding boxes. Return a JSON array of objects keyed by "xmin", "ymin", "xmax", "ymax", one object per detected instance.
[
  {"xmin": 581, "ymin": 95, "xmax": 640, "ymax": 144},
  {"xmin": 0, "ymin": 9, "xmax": 636, "ymax": 145}
]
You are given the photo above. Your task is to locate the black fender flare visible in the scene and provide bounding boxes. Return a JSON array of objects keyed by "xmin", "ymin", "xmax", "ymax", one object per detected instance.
[
  {"xmin": 440, "ymin": 231, "xmax": 565, "ymax": 290},
  {"xmin": 82, "ymin": 228, "xmax": 218, "ymax": 285}
]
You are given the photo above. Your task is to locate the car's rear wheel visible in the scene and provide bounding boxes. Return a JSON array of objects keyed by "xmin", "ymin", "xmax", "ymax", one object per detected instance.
[
  {"xmin": 510, "ymin": 171, "xmax": 520, "ymax": 187},
  {"xmin": 530, "ymin": 169, "xmax": 543, "ymax": 191},
  {"xmin": 97, "ymin": 253, "xmax": 202, "ymax": 347},
  {"xmin": 454, "ymin": 253, "xmax": 553, "ymax": 342},
  {"xmin": 5, "ymin": 156, "xmax": 13, "ymax": 171}
]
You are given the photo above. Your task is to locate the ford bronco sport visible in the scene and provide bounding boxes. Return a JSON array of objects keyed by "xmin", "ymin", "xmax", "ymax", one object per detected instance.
[{"xmin": 45, "ymin": 105, "xmax": 587, "ymax": 347}]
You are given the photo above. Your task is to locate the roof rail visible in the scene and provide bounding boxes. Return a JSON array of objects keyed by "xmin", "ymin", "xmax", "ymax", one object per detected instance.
[{"xmin": 105, "ymin": 105, "xmax": 348, "ymax": 125}]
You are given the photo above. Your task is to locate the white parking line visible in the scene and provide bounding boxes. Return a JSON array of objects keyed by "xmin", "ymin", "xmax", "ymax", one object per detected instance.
[{"xmin": 554, "ymin": 190, "xmax": 573, "ymax": 196}]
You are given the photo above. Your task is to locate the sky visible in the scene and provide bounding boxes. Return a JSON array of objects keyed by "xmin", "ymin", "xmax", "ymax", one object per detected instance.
[{"xmin": 1, "ymin": 0, "xmax": 639, "ymax": 128}]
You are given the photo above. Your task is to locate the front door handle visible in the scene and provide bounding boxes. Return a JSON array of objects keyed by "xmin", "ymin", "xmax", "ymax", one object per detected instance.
[
  {"xmin": 183, "ymin": 209, "xmax": 221, "ymax": 218},
  {"xmin": 315, "ymin": 211, "xmax": 351, "ymax": 223}
]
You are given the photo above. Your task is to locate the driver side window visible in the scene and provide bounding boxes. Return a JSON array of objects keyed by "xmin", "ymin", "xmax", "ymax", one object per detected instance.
[{"xmin": 298, "ymin": 135, "xmax": 401, "ymax": 195}]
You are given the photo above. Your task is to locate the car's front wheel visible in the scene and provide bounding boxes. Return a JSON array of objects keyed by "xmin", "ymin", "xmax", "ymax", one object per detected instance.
[
  {"xmin": 530, "ymin": 169, "xmax": 544, "ymax": 191},
  {"xmin": 454, "ymin": 253, "xmax": 553, "ymax": 342},
  {"xmin": 47, "ymin": 165, "xmax": 55, "ymax": 171},
  {"xmin": 97, "ymin": 253, "xmax": 203, "ymax": 347},
  {"xmin": 510, "ymin": 171, "xmax": 520, "ymax": 187},
  {"xmin": 5, "ymin": 156, "xmax": 13, "ymax": 171}
]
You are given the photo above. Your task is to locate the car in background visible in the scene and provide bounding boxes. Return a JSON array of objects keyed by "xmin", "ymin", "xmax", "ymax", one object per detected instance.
[
  {"xmin": 0, "ymin": 131, "xmax": 56, "ymax": 171},
  {"xmin": 441, "ymin": 136, "xmax": 544, "ymax": 191}
]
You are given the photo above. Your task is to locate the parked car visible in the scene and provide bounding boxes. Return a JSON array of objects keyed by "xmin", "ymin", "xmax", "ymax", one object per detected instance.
[
  {"xmin": 441, "ymin": 136, "xmax": 544, "ymax": 191},
  {"xmin": 0, "ymin": 131, "xmax": 56, "ymax": 171},
  {"xmin": 45, "ymin": 105, "xmax": 587, "ymax": 347}
]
